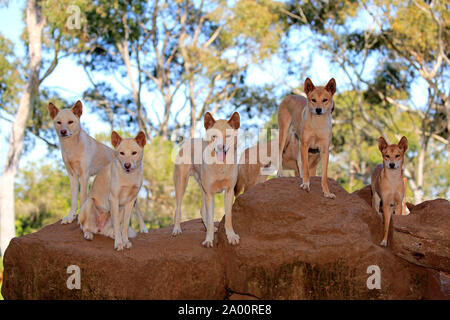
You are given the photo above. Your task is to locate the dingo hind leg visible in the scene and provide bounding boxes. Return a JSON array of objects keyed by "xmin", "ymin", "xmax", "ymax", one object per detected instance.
[
  {"xmin": 78, "ymin": 198, "xmax": 97, "ymax": 241},
  {"xmin": 172, "ymin": 163, "xmax": 190, "ymax": 236},
  {"xmin": 134, "ymin": 201, "xmax": 148, "ymax": 233},
  {"xmin": 277, "ymin": 106, "xmax": 291, "ymax": 177}
]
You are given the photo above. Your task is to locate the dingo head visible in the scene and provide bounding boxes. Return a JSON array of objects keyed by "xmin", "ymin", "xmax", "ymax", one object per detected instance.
[
  {"xmin": 48, "ymin": 100, "xmax": 83, "ymax": 139},
  {"xmin": 378, "ymin": 136, "xmax": 408, "ymax": 170},
  {"xmin": 111, "ymin": 131, "xmax": 146, "ymax": 173},
  {"xmin": 304, "ymin": 78, "xmax": 336, "ymax": 116},
  {"xmin": 204, "ymin": 111, "xmax": 240, "ymax": 163}
]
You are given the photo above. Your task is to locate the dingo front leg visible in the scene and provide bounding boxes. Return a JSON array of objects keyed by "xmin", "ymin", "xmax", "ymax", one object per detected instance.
[
  {"xmin": 202, "ymin": 192, "xmax": 215, "ymax": 248},
  {"xmin": 110, "ymin": 197, "xmax": 123, "ymax": 251},
  {"xmin": 320, "ymin": 146, "xmax": 335, "ymax": 199},
  {"xmin": 121, "ymin": 200, "xmax": 135, "ymax": 249},
  {"xmin": 300, "ymin": 142, "xmax": 310, "ymax": 192},
  {"xmin": 380, "ymin": 200, "xmax": 392, "ymax": 247},
  {"xmin": 224, "ymin": 188, "xmax": 239, "ymax": 245},
  {"xmin": 62, "ymin": 173, "xmax": 79, "ymax": 224},
  {"xmin": 79, "ymin": 172, "xmax": 89, "ymax": 209}
]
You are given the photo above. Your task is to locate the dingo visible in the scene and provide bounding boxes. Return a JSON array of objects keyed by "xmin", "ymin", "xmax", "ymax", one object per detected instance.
[
  {"xmin": 277, "ymin": 78, "xmax": 337, "ymax": 198},
  {"xmin": 235, "ymin": 132, "xmax": 320, "ymax": 195},
  {"xmin": 371, "ymin": 136, "xmax": 408, "ymax": 247},
  {"xmin": 78, "ymin": 131, "xmax": 146, "ymax": 250},
  {"xmin": 48, "ymin": 101, "xmax": 147, "ymax": 233},
  {"xmin": 172, "ymin": 112, "xmax": 240, "ymax": 247}
]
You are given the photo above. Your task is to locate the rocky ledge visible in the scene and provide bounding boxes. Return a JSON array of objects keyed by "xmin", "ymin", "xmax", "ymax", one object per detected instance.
[{"xmin": 2, "ymin": 177, "xmax": 449, "ymax": 299}]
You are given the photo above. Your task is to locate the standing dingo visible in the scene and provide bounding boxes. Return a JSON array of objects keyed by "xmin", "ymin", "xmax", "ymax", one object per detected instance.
[
  {"xmin": 371, "ymin": 136, "xmax": 409, "ymax": 247},
  {"xmin": 277, "ymin": 78, "xmax": 337, "ymax": 198},
  {"xmin": 172, "ymin": 112, "xmax": 241, "ymax": 247}
]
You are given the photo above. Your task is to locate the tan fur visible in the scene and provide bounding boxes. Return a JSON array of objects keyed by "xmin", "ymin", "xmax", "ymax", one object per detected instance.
[
  {"xmin": 78, "ymin": 131, "xmax": 146, "ymax": 251},
  {"xmin": 48, "ymin": 101, "xmax": 147, "ymax": 233},
  {"xmin": 371, "ymin": 136, "xmax": 408, "ymax": 247},
  {"xmin": 235, "ymin": 132, "xmax": 320, "ymax": 195},
  {"xmin": 172, "ymin": 112, "xmax": 240, "ymax": 247},
  {"xmin": 277, "ymin": 78, "xmax": 337, "ymax": 199}
]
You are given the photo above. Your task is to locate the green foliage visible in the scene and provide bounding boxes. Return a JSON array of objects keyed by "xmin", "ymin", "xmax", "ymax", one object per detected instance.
[
  {"xmin": 0, "ymin": 33, "xmax": 22, "ymax": 115},
  {"xmin": 15, "ymin": 162, "xmax": 71, "ymax": 237}
]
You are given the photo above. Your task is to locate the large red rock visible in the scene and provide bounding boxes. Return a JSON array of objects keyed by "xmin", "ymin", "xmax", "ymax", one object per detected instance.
[
  {"xmin": 2, "ymin": 177, "xmax": 447, "ymax": 299},
  {"xmin": 216, "ymin": 177, "xmax": 440, "ymax": 299},
  {"xmin": 392, "ymin": 199, "xmax": 450, "ymax": 273}
]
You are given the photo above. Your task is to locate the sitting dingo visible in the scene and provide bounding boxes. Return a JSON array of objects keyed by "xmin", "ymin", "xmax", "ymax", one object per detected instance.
[
  {"xmin": 78, "ymin": 131, "xmax": 146, "ymax": 251},
  {"xmin": 371, "ymin": 136, "xmax": 408, "ymax": 247},
  {"xmin": 172, "ymin": 112, "xmax": 240, "ymax": 247},
  {"xmin": 48, "ymin": 101, "xmax": 147, "ymax": 233},
  {"xmin": 277, "ymin": 78, "xmax": 337, "ymax": 198},
  {"xmin": 235, "ymin": 132, "xmax": 320, "ymax": 195}
]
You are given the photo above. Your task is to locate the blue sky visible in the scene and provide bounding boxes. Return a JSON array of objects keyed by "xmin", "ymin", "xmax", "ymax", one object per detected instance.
[{"xmin": 0, "ymin": 0, "xmax": 429, "ymax": 174}]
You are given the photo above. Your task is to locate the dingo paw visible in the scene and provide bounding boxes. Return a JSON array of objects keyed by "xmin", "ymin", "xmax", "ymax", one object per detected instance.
[
  {"xmin": 61, "ymin": 213, "xmax": 76, "ymax": 224},
  {"xmin": 300, "ymin": 182, "xmax": 310, "ymax": 192},
  {"xmin": 324, "ymin": 192, "xmax": 336, "ymax": 199},
  {"xmin": 140, "ymin": 226, "xmax": 148, "ymax": 233},
  {"xmin": 172, "ymin": 225, "xmax": 182, "ymax": 236},
  {"xmin": 202, "ymin": 238, "xmax": 214, "ymax": 248},
  {"xmin": 83, "ymin": 231, "xmax": 93, "ymax": 240},
  {"xmin": 114, "ymin": 239, "xmax": 124, "ymax": 251},
  {"xmin": 380, "ymin": 239, "xmax": 387, "ymax": 247},
  {"xmin": 124, "ymin": 240, "xmax": 132, "ymax": 249},
  {"xmin": 226, "ymin": 232, "xmax": 240, "ymax": 245}
]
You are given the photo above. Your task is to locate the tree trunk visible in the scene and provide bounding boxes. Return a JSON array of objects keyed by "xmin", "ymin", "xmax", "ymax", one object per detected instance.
[{"xmin": 0, "ymin": 0, "xmax": 44, "ymax": 256}]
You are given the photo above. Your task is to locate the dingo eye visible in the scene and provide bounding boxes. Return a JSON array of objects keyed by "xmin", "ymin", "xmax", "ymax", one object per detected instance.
[
  {"xmin": 395, "ymin": 155, "xmax": 400, "ymax": 158},
  {"xmin": 212, "ymin": 135, "xmax": 217, "ymax": 139},
  {"xmin": 68, "ymin": 121, "xmax": 73, "ymax": 124},
  {"xmin": 311, "ymin": 98, "xmax": 317, "ymax": 103},
  {"xmin": 386, "ymin": 155, "xmax": 390, "ymax": 159},
  {"xmin": 132, "ymin": 151, "xmax": 137, "ymax": 155},
  {"xmin": 57, "ymin": 121, "xmax": 61, "ymax": 124},
  {"xmin": 322, "ymin": 99, "xmax": 328, "ymax": 102},
  {"xmin": 120, "ymin": 152, "xmax": 125, "ymax": 155}
]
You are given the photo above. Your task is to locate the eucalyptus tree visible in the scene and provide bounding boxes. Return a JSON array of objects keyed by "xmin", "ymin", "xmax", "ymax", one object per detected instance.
[{"xmin": 81, "ymin": 0, "xmax": 283, "ymax": 138}]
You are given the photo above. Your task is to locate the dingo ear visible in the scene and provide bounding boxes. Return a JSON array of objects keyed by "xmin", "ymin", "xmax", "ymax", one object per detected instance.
[
  {"xmin": 204, "ymin": 112, "xmax": 216, "ymax": 130},
  {"xmin": 71, "ymin": 100, "xmax": 83, "ymax": 118},
  {"xmin": 325, "ymin": 78, "xmax": 336, "ymax": 95},
  {"xmin": 304, "ymin": 78, "xmax": 315, "ymax": 95},
  {"xmin": 378, "ymin": 137, "xmax": 388, "ymax": 152},
  {"xmin": 135, "ymin": 131, "xmax": 146, "ymax": 148},
  {"xmin": 228, "ymin": 112, "xmax": 240, "ymax": 130},
  {"xmin": 398, "ymin": 136, "xmax": 408, "ymax": 153},
  {"xmin": 111, "ymin": 131, "xmax": 122, "ymax": 149},
  {"xmin": 48, "ymin": 102, "xmax": 59, "ymax": 119}
]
